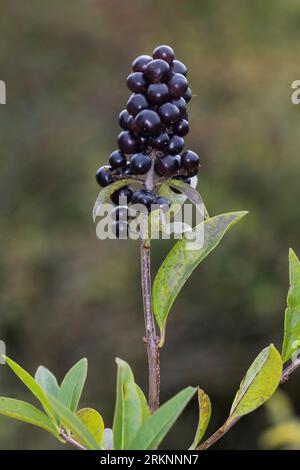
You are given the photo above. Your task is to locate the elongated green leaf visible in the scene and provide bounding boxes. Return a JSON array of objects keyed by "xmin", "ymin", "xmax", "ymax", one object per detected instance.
[
  {"xmin": 75, "ymin": 408, "xmax": 104, "ymax": 448},
  {"xmin": 129, "ymin": 386, "xmax": 197, "ymax": 450},
  {"xmin": 229, "ymin": 344, "xmax": 282, "ymax": 420},
  {"xmin": 167, "ymin": 179, "xmax": 209, "ymax": 219},
  {"xmin": 48, "ymin": 397, "xmax": 100, "ymax": 450},
  {"xmin": 113, "ymin": 358, "xmax": 144, "ymax": 450},
  {"xmin": 35, "ymin": 366, "xmax": 59, "ymax": 398},
  {"xmin": 4, "ymin": 356, "xmax": 57, "ymax": 424},
  {"xmin": 93, "ymin": 178, "xmax": 142, "ymax": 221},
  {"xmin": 152, "ymin": 211, "xmax": 248, "ymax": 345},
  {"xmin": 58, "ymin": 358, "xmax": 87, "ymax": 412},
  {"xmin": 136, "ymin": 385, "xmax": 150, "ymax": 423},
  {"xmin": 282, "ymin": 249, "xmax": 300, "ymax": 363},
  {"xmin": 189, "ymin": 389, "xmax": 211, "ymax": 449},
  {"xmin": 0, "ymin": 397, "xmax": 62, "ymax": 441}
]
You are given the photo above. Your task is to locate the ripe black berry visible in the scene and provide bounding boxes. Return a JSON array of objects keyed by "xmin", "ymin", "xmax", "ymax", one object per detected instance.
[
  {"xmin": 119, "ymin": 109, "xmax": 131, "ymax": 130},
  {"xmin": 96, "ymin": 166, "xmax": 113, "ymax": 187},
  {"xmin": 110, "ymin": 205, "xmax": 129, "ymax": 222},
  {"xmin": 155, "ymin": 155, "xmax": 180, "ymax": 177},
  {"xmin": 145, "ymin": 59, "xmax": 170, "ymax": 83},
  {"xmin": 134, "ymin": 109, "xmax": 161, "ymax": 136},
  {"xmin": 139, "ymin": 136, "xmax": 149, "ymax": 151},
  {"xmin": 130, "ymin": 152, "xmax": 152, "ymax": 175},
  {"xmin": 184, "ymin": 87, "xmax": 192, "ymax": 103},
  {"xmin": 167, "ymin": 135, "xmax": 184, "ymax": 155},
  {"xmin": 152, "ymin": 45, "xmax": 175, "ymax": 64},
  {"xmin": 168, "ymin": 73, "xmax": 188, "ymax": 98},
  {"xmin": 111, "ymin": 186, "xmax": 133, "ymax": 205},
  {"xmin": 181, "ymin": 150, "xmax": 200, "ymax": 173},
  {"xmin": 147, "ymin": 83, "xmax": 169, "ymax": 105},
  {"xmin": 109, "ymin": 150, "xmax": 127, "ymax": 169},
  {"xmin": 171, "ymin": 97, "xmax": 187, "ymax": 116},
  {"xmin": 158, "ymin": 103, "xmax": 180, "ymax": 124},
  {"xmin": 118, "ymin": 131, "xmax": 140, "ymax": 154},
  {"xmin": 150, "ymin": 132, "xmax": 169, "ymax": 151},
  {"xmin": 127, "ymin": 93, "xmax": 148, "ymax": 116},
  {"xmin": 132, "ymin": 189, "xmax": 156, "ymax": 210},
  {"xmin": 154, "ymin": 196, "xmax": 170, "ymax": 213},
  {"xmin": 172, "ymin": 119, "xmax": 189, "ymax": 137},
  {"xmin": 112, "ymin": 220, "xmax": 129, "ymax": 239},
  {"xmin": 132, "ymin": 55, "xmax": 152, "ymax": 73},
  {"xmin": 123, "ymin": 162, "xmax": 133, "ymax": 175},
  {"xmin": 127, "ymin": 72, "xmax": 148, "ymax": 94},
  {"xmin": 171, "ymin": 60, "xmax": 187, "ymax": 76}
]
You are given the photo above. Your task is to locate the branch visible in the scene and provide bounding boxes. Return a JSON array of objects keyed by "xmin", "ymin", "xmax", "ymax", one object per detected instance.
[
  {"xmin": 197, "ymin": 357, "xmax": 300, "ymax": 450},
  {"xmin": 60, "ymin": 430, "xmax": 87, "ymax": 450}
]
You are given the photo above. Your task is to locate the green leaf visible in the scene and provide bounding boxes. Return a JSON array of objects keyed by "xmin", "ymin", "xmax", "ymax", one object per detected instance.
[
  {"xmin": 35, "ymin": 366, "xmax": 60, "ymax": 398},
  {"xmin": 0, "ymin": 397, "xmax": 62, "ymax": 441},
  {"xmin": 58, "ymin": 358, "xmax": 87, "ymax": 412},
  {"xmin": 166, "ymin": 178, "xmax": 209, "ymax": 219},
  {"xmin": 136, "ymin": 384, "xmax": 151, "ymax": 423},
  {"xmin": 4, "ymin": 356, "xmax": 57, "ymax": 424},
  {"xmin": 93, "ymin": 178, "xmax": 142, "ymax": 221},
  {"xmin": 112, "ymin": 358, "xmax": 145, "ymax": 450},
  {"xmin": 48, "ymin": 397, "xmax": 100, "ymax": 450},
  {"xmin": 229, "ymin": 344, "xmax": 282, "ymax": 420},
  {"xmin": 152, "ymin": 211, "xmax": 248, "ymax": 345},
  {"xmin": 189, "ymin": 389, "xmax": 211, "ymax": 449},
  {"xmin": 282, "ymin": 249, "xmax": 300, "ymax": 363},
  {"xmin": 129, "ymin": 386, "xmax": 197, "ymax": 450},
  {"xmin": 75, "ymin": 408, "xmax": 104, "ymax": 448}
]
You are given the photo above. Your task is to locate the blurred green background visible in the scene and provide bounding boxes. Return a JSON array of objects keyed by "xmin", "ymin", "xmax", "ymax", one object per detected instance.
[{"xmin": 1, "ymin": 0, "xmax": 300, "ymax": 450}]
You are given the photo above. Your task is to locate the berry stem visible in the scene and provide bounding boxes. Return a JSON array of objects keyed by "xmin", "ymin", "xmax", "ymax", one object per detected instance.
[{"xmin": 140, "ymin": 238, "xmax": 160, "ymax": 413}]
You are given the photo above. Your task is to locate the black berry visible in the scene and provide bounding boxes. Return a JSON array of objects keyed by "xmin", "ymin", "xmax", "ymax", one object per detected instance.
[
  {"xmin": 130, "ymin": 152, "xmax": 152, "ymax": 175},
  {"xmin": 168, "ymin": 73, "xmax": 188, "ymax": 98},
  {"xmin": 147, "ymin": 83, "xmax": 169, "ymax": 105},
  {"xmin": 171, "ymin": 97, "xmax": 187, "ymax": 116},
  {"xmin": 158, "ymin": 103, "xmax": 180, "ymax": 124},
  {"xmin": 127, "ymin": 93, "xmax": 148, "ymax": 116},
  {"xmin": 123, "ymin": 162, "xmax": 133, "ymax": 175},
  {"xmin": 172, "ymin": 119, "xmax": 189, "ymax": 137},
  {"xmin": 132, "ymin": 55, "xmax": 152, "ymax": 73},
  {"xmin": 96, "ymin": 166, "xmax": 113, "ymax": 187},
  {"xmin": 153, "ymin": 45, "xmax": 175, "ymax": 64},
  {"xmin": 119, "ymin": 109, "xmax": 131, "ymax": 130},
  {"xmin": 181, "ymin": 150, "xmax": 200, "ymax": 173},
  {"xmin": 134, "ymin": 109, "xmax": 161, "ymax": 136},
  {"xmin": 111, "ymin": 186, "xmax": 133, "ymax": 205},
  {"xmin": 167, "ymin": 135, "xmax": 184, "ymax": 155},
  {"xmin": 184, "ymin": 87, "xmax": 192, "ymax": 103},
  {"xmin": 127, "ymin": 72, "xmax": 148, "ymax": 94},
  {"xmin": 155, "ymin": 154, "xmax": 180, "ymax": 177},
  {"xmin": 132, "ymin": 189, "xmax": 156, "ymax": 210},
  {"xmin": 150, "ymin": 132, "xmax": 169, "ymax": 151},
  {"xmin": 109, "ymin": 150, "xmax": 127, "ymax": 169},
  {"xmin": 171, "ymin": 60, "xmax": 187, "ymax": 76},
  {"xmin": 154, "ymin": 196, "xmax": 170, "ymax": 213},
  {"xmin": 145, "ymin": 59, "xmax": 170, "ymax": 83},
  {"xmin": 139, "ymin": 136, "xmax": 149, "ymax": 151},
  {"xmin": 118, "ymin": 131, "xmax": 140, "ymax": 154}
]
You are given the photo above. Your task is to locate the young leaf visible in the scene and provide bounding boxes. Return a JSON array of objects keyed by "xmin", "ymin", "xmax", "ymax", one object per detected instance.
[
  {"xmin": 282, "ymin": 249, "xmax": 300, "ymax": 363},
  {"xmin": 35, "ymin": 366, "xmax": 60, "ymax": 398},
  {"xmin": 0, "ymin": 397, "xmax": 62, "ymax": 441},
  {"xmin": 4, "ymin": 356, "xmax": 57, "ymax": 423},
  {"xmin": 48, "ymin": 397, "xmax": 100, "ymax": 450},
  {"xmin": 152, "ymin": 211, "xmax": 248, "ymax": 345},
  {"xmin": 129, "ymin": 386, "xmax": 197, "ymax": 450},
  {"xmin": 74, "ymin": 408, "xmax": 104, "ymax": 448},
  {"xmin": 189, "ymin": 389, "xmax": 211, "ymax": 449},
  {"xmin": 58, "ymin": 358, "xmax": 87, "ymax": 412},
  {"xmin": 113, "ymin": 358, "xmax": 145, "ymax": 450},
  {"xmin": 93, "ymin": 178, "xmax": 142, "ymax": 221},
  {"xmin": 229, "ymin": 344, "xmax": 282, "ymax": 420}
]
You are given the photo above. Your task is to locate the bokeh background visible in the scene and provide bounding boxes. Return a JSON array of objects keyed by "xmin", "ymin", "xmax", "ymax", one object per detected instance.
[{"xmin": 1, "ymin": 0, "xmax": 300, "ymax": 450}]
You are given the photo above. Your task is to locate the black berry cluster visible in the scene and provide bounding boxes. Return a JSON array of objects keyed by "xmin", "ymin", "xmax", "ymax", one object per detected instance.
[{"xmin": 95, "ymin": 45, "xmax": 200, "ymax": 237}]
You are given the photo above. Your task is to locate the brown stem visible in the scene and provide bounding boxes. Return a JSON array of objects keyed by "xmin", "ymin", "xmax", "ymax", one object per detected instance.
[
  {"xmin": 140, "ymin": 239, "xmax": 160, "ymax": 413},
  {"xmin": 198, "ymin": 358, "xmax": 300, "ymax": 451},
  {"xmin": 60, "ymin": 430, "xmax": 87, "ymax": 450}
]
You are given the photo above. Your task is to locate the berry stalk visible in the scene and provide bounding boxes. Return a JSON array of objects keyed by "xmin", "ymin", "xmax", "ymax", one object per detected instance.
[{"xmin": 140, "ymin": 237, "xmax": 160, "ymax": 413}]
